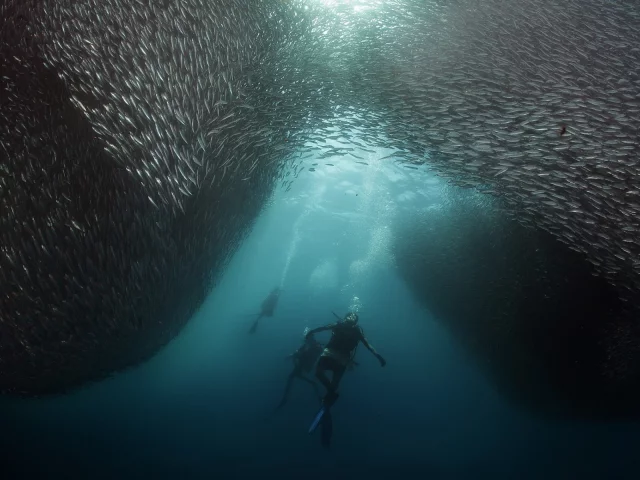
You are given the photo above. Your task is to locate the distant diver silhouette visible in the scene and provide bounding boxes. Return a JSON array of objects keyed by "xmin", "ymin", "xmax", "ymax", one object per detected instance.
[{"xmin": 248, "ymin": 287, "xmax": 281, "ymax": 334}]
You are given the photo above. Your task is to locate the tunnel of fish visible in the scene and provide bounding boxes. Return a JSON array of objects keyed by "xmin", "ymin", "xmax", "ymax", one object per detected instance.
[{"xmin": 3, "ymin": 0, "xmax": 640, "ymax": 413}]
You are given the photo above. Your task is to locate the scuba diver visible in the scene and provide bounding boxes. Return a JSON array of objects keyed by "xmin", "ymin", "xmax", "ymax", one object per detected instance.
[
  {"xmin": 305, "ymin": 312, "xmax": 386, "ymax": 408},
  {"xmin": 248, "ymin": 287, "xmax": 281, "ymax": 334},
  {"xmin": 275, "ymin": 328, "xmax": 325, "ymax": 410}
]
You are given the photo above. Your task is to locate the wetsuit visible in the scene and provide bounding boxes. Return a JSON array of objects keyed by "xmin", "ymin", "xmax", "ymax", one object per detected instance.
[
  {"xmin": 296, "ymin": 342, "xmax": 324, "ymax": 373},
  {"xmin": 307, "ymin": 315, "xmax": 385, "ymax": 407},
  {"xmin": 276, "ymin": 341, "xmax": 323, "ymax": 409},
  {"xmin": 316, "ymin": 322, "xmax": 363, "ymax": 382}
]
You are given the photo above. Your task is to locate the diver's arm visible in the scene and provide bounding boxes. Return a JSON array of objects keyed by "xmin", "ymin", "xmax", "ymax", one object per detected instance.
[
  {"xmin": 305, "ymin": 324, "xmax": 336, "ymax": 337},
  {"xmin": 360, "ymin": 332, "xmax": 386, "ymax": 367},
  {"xmin": 285, "ymin": 352, "xmax": 298, "ymax": 360},
  {"xmin": 359, "ymin": 335, "xmax": 378, "ymax": 355}
]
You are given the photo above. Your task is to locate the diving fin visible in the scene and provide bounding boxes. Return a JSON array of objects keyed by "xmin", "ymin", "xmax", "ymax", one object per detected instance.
[
  {"xmin": 248, "ymin": 314, "xmax": 262, "ymax": 334},
  {"xmin": 320, "ymin": 410, "xmax": 333, "ymax": 449},
  {"xmin": 308, "ymin": 392, "xmax": 339, "ymax": 434},
  {"xmin": 308, "ymin": 406, "xmax": 326, "ymax": 434}
]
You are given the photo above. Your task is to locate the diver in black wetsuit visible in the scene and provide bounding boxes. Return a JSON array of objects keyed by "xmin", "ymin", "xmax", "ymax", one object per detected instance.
[
  {"xmin": 276, "ymin": 330, "xmax": 324, "ymax": 410},
  {"xmin": 305, "ymin": 312, "xmax": 386, "ymax": 408}
]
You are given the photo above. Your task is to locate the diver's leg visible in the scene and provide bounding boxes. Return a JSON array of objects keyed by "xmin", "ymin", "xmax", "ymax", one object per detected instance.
[
  {"xmin": 297, "ymin": 373, "xmax": 322, "ymax": 401},
  {"xmin": 328, "ymin": 365, "xmax": 346, "ymax": 393},
  {"xmin": 311, "ymin": 378, "xmax": 323, "ymax": 402},
  {"xmin": 248, "ymin": 313, "xmax": 263, "ymax": 334},
  {"xmin": 276, "ymin": 370, "xmax": 297, "ymax": 410},
  {"xmin": 297, "ymin": 373, "xmax": 316, "ymax": 386},
  {"xmin": 321, "ymin": 361, "xmax": 344, "ymax": 407},
  {"xmin": 315, "ymin": 358, "xmax": 333, "ymax": 393}
]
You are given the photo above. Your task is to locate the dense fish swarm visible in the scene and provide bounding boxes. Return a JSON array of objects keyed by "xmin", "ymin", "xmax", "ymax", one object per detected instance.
[
  {"xmin": 393, "ymin": 191, "xmax": 640, "ymax": 419},
  {"xmin": 283, "ymin": 0, "xmax": 640, "ymax": 296},
  {"xmin": 275, "ymin": 0, "xmax": 640, "ymax": 416},
  {"xmin": 0, "ymin": 0, "xmax": 304, "ymax": 395},
  {"xmin": 3, "ymin": 0, "xmax": 640, "ymax": 396}
]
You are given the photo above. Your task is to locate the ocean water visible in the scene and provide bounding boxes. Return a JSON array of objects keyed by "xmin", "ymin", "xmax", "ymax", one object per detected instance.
[{"xmin": 2, "ymin": 157, "xmax": 639, "ymax": 480}]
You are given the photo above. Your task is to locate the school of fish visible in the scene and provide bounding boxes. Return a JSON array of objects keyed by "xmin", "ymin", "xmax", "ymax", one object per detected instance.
[
  {"xmin": 0, "ymin": 0, "xmax": 304, "ymax": 395},
  {"xmin": 2, "ymin": 0, "xmax": 640, "ymax": 395},
  {"xmin": 393, "ymin": 190, "xmax": 640, "ymax": 419}
]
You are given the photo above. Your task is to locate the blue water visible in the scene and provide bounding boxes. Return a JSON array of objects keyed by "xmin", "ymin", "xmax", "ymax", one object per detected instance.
[{"xmin": 2, "ymin": 160, "xmax": 639, "ymax": 479}]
